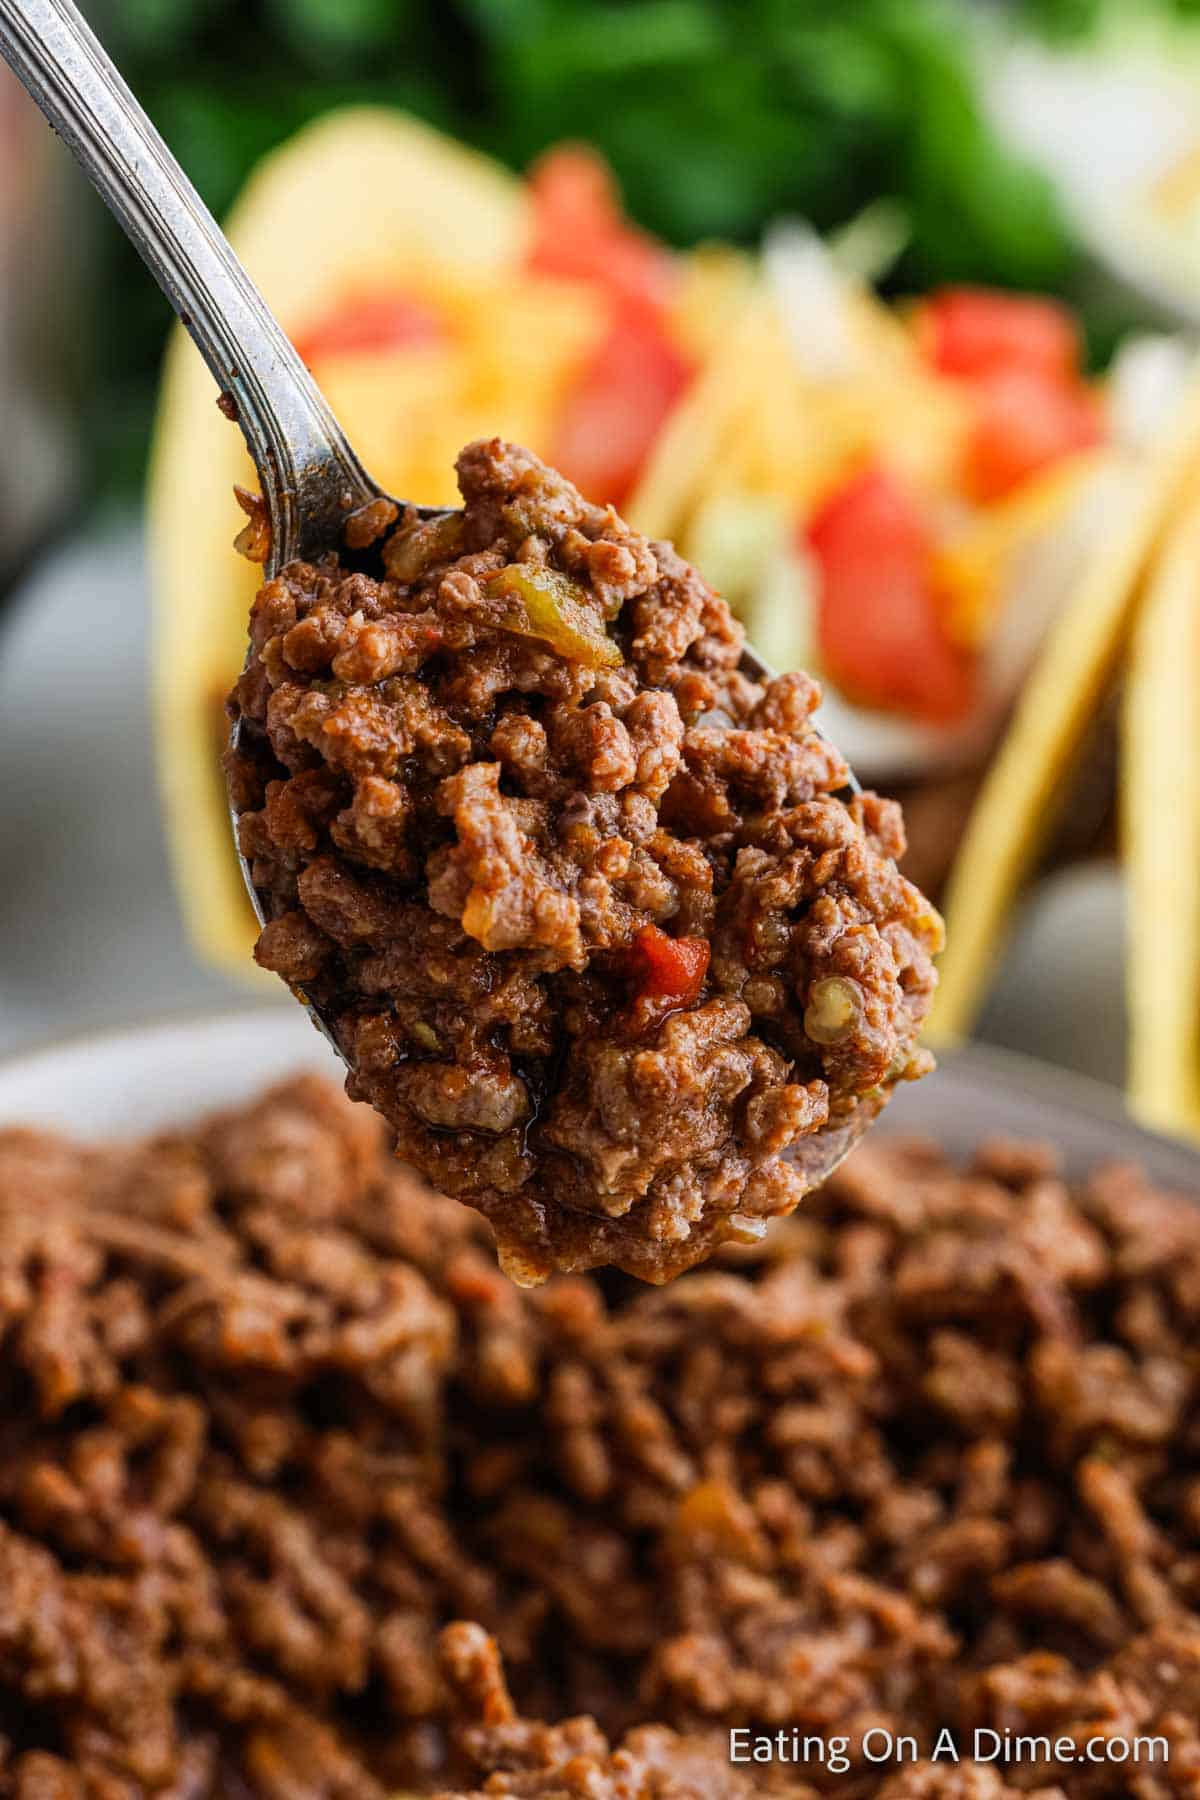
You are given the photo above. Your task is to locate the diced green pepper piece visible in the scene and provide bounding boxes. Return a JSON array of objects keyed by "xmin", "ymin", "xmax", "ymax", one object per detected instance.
[{"xmin": 485, "ymin": 564, "xmax": 622, "ymax": 669}]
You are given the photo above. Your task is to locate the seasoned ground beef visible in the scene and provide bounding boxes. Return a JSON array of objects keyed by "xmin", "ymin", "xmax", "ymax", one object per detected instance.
[
  {"xmin": 227, "ymin": 439, "xmax": 942, "ymax": 1283},
  {"xmin": 2, "ymin": 1077, "xmax": 1200, "ymax": 1797}
]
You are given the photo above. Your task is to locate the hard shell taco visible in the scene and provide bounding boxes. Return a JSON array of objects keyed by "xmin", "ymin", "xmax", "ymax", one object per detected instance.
[{"xmin": 1122, "ymin": 487, "xmax": 1200, "ymax": 1138}]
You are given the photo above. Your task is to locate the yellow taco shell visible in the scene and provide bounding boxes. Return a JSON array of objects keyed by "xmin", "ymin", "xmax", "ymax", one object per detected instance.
[{"xmin": 1122, "ymin": 490, "xmax": 1200, "ymax": 1138}]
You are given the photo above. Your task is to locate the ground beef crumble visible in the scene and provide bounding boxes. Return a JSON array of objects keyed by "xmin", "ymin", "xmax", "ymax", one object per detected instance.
[
  {"xmin": 1, "ymin": 1078, "xmax": 1199, "ymax": 1796},
  {"xmin": 226, "ymin": 439, "xmax": 943, "ymax": 1282}
]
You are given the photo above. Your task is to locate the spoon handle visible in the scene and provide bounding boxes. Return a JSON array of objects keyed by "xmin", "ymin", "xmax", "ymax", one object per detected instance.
[{"xmin": 0, "ymin": 0, "xmax": 377, "ymax": 566}]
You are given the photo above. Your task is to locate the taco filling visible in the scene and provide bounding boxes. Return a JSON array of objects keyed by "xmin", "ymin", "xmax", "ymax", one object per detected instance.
[{"xmin": 226, "ymin": 439, "xmax": 942, "ymax": 1282}]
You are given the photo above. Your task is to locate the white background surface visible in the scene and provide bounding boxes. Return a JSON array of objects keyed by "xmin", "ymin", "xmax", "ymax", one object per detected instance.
[
  {"xmin": 0, "ymin": 522, "xmax": 1130, "ymax": 1088},
  {"xmin": 0, "ymin": 522, "xmax": 274, "ymax": 1054}
]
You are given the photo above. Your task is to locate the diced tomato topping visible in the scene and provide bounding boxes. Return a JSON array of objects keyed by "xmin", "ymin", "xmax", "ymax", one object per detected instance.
[
  {"xmin": 966, "ymin": 367, "xmax": 1105, "ymax": 503},
  {"xmin": 807, "ymin": 465, "xmax": 976, "ymax": 726},
  {"xmin": 293, "ymin": 292, "xmax": 445, "ymax": 364},
  {"xmin": 526, "ymin": 143, "xmax": 677, "ymax": 320},
  {"xmin": 917, "ymin": 287, "xmax": 1082, "ymax": 385},
  {"xmin": 916, "ymin": 287, "xmax": 1105, "ymax": 502},
  {"xmin": 624, "ymin": 924, "xmax": 709, "ymax": 1021},
  {"xmin": 551, "ymin": 311, "xmax": 692, "ymax": 507}
]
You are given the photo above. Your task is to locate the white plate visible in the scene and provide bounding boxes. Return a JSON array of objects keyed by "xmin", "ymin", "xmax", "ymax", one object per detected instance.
[
  {"xmin": 0, "ymin": 1008, "xmax": 339, "ymax": 1137},
  {"xmin": 0, "ymin": 1009, "xmax": 1197, "ymax": 1199}
]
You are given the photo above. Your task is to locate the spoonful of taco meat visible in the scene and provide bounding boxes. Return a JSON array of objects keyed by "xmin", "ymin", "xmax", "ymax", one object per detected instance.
[
  {"xmin": 0, "ymin": 0, "xmax": 943, "ymax": 1284},
  {"xmin": 226, "ymin": 438, "xmax": 944, "ymax": 1284}
]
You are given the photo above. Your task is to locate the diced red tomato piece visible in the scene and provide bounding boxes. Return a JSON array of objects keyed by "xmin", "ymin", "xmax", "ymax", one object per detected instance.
[
  {"xmin": 624, "ymin": 924, "xmax": 710, "ymax": 1019},
  {"xmin": 918, "ymin": 287, "xmax": 1082, "ymax": 385},
  {"xmin": 807, "ymin": 465, "xmax": 976, "ymax": 727},
  {"xmin": 551, "ymin": 311, "xmax": 692, "ymax": 507},
  {"xmin": 966, "ymin": 367, "xmax": 1105, "ymax": 503},
  {"xmin": 526, "ymin": 143, "xmax": 677, "ymax": 319},
  {"xmin": 528, "ymin": 142, "xmax": 618, "ymax": 240},
  {"xmin": 293, "ymin": 292, "xmax": 444, "ymax": 364}
]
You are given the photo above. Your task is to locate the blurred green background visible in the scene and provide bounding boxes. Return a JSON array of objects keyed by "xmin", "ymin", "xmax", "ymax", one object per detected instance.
[{"xmin": 76, "ymin": 0, "xmax": 1195, "ymax": 490}]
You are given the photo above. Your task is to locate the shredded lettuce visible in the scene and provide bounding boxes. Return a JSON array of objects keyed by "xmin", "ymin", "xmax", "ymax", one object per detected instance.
[{"xmin": 687, "ymin": 494, "xmax": 818, "ymax": 678}]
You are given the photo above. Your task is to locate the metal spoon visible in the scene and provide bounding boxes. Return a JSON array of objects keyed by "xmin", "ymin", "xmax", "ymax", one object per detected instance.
[{"xmin": 0, "ymin": 0, "xmax": 870, "ymax": 1202}]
